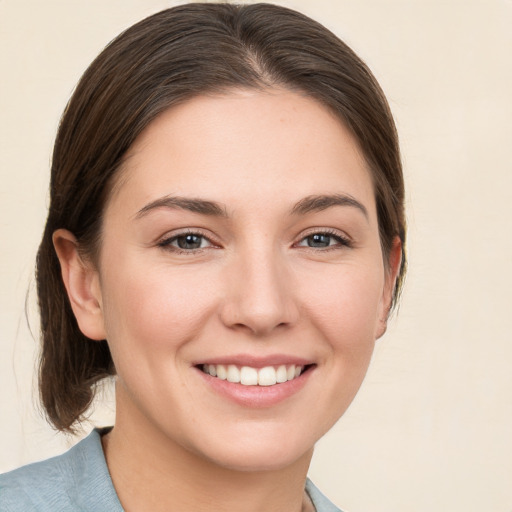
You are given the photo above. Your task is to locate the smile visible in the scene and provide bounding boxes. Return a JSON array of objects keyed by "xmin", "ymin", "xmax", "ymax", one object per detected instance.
[{"xmin": 200, "ymin": 364, "xmax": 305, "ymax": 386}]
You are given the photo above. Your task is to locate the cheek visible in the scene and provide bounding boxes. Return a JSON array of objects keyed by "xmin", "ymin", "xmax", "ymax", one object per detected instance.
[
  {"xmin": 100, "ymin": 257, "xmax": 218, "ymax": 361},
  {"xmin": 290, "ymin": 263, "xmax": 386, "ymax": 435},
  {"xmin": 300, "ymin": 263, "xmax": 385, "ymax": 352}
]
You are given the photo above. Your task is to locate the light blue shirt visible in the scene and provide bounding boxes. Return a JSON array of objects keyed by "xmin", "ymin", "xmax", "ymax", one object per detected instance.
[{"xmin": 0, "ymin": 429, "xmax": 342, "ymax": 511}]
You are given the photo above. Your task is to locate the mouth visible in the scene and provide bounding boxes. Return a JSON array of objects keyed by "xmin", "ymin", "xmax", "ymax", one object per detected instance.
[{"xmin": 197, "ymin": 363, "xmax": 314, "ymax": 387}]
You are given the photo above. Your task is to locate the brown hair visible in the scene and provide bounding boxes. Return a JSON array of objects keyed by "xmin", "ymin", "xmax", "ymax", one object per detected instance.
[{"xmin": 37, "ymin": 2, "xmax": 406, "ymax": 432}]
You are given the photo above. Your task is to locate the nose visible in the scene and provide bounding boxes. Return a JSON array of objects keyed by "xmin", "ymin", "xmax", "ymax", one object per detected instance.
[{"xmin": 219, "ymin": 245, "xmax": 299, "ymax": 337}]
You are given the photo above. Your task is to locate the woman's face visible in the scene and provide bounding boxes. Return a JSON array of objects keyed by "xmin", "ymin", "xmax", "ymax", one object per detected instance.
[{"xmin": 92, "ymin": 89, "xmax": 398, "ymax": 471}]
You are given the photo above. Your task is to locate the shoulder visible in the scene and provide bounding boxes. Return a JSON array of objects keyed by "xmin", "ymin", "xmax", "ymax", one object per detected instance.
[
  {"xmin": 306, "ymin": 478, "xmax": 344, "ymax": 512},
  {"xmin": 0, "ymin": 428, "xmax": 122, "ymax": 512},
  {"xmin": 1, "ymin": 453, "xmax": 67, "ymax": 511}
]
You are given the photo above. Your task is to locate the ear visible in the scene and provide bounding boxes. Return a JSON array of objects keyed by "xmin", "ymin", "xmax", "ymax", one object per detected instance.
[
  {"xmin": 53, "ymin": 229, "xmax": 106, "ymax": 341},
  {"xmin": 375, "ymin": 236, "xmax": 403, "ymax": 340}
]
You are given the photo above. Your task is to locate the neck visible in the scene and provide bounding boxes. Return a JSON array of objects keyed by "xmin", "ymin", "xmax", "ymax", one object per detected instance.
[{"xmin": 102, "ymin": 395, "xmax": 314, "ymax": 512}]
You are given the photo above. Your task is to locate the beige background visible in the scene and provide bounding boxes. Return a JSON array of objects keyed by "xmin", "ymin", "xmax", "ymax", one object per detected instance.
[{"xmin": 1, "ymin": 0, "xmax": 511, "ymax": 510}]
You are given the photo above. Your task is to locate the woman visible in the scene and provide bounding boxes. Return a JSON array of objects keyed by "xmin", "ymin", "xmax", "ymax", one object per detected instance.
[{"xmin": 0, "ymin": 3, "xmax": 405, "ymax": 511}]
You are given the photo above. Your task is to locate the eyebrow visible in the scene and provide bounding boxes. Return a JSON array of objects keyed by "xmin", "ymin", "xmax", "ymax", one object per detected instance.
[
  {"xmin": 135, "ymin": 193, "xmax": 368, "ymax": 220},
  {"xmin": 291, "ymin": 194, "xmax": 369, "ymax": 220},
  {"xmin": 135, "ymin": 196, "xmax": 228, "ymax": 219}
]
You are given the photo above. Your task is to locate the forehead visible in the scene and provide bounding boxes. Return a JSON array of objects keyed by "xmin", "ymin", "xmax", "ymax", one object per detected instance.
[{"xmin": 108, "ymin": 88, "xmax": 376, "ymax": 220}]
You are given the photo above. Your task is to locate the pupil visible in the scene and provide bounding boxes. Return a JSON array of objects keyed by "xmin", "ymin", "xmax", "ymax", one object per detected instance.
[
  {"xmin": 178, "ymin": 234, "xmax": 202, "ymax": 249},
  {"xmin": 308, "ymin": 234, "xmax": 330, "ymax": 247}
]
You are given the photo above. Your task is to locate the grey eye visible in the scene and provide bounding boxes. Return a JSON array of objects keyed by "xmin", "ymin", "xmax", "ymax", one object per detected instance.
[
  {"xmin": 297, "ymin": 231, "xmax": 350, "ymax": 250},
  {"xmin": 305, "ymin": 234, "xmax": 334, "ymax": 248},
  {"xmin": 175, "ymin": 234, "xmax": 205, "ymax": 249}
]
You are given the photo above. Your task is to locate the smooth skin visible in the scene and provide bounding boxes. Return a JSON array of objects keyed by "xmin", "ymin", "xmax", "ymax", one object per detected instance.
[{"xmin": 54, "ymin": 88, "xmax": 401, "ymax": 512}]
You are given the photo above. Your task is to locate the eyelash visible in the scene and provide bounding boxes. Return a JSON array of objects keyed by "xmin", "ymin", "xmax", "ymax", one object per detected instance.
[
  {"xmin": 157, "ymin": 228, "xmax": 352, "ymax": 255},
  {"xmin": 157, "ymin": 229, "xmax": 217, "ymax": 255},
  {"xmin": 295, "ymin": 229, "xmax": 352, "ymax": 250}
]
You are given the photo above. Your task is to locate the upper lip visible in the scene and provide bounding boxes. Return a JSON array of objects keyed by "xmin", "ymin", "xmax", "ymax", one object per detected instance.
[{"xmin": 193, "ymin": 354, "xmax": 314, "ymax": 368}]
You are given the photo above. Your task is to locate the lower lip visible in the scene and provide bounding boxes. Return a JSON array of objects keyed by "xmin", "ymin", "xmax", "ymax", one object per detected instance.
[{"xmin": 195, "ymin": 366, "xmax": 314, "ymax": 408}]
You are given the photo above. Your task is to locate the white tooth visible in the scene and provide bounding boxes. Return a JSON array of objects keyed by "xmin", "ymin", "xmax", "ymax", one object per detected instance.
[
  {"xmin": 240, "ymin": 366, "xmax": 258, "ymax": 386},
  {"xmin": 216, "ymin": 364, "xmax": 227, "ymax": 380},
  {"xmin": 276, "ymin": 365, "xmax": 288, "ymax": 383},
  {"xmin": 203, "ymin": 364, "xmax": 208, "ymax": 374},
  {"xmin": 208, "ymin": 365, "xmax": 217, "ymax": 377},
  {"xmin": 287, "ymin": 365, "xmax": 296, "ymax": 381},
  {"xmin": 258, "ymin": 366, "xmax": 277, "ymax": 386},
  {"xmin": 226, "ymin": 365, "xmax": 241, "ymax": 383},
  {"xmin": 294, "ymin": 366, "xmax": 302, "ymax": 378}
]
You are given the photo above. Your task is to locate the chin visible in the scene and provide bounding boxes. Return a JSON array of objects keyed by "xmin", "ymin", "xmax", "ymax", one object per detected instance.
[
  {"xmin": 206, "ymin": 445, "xmax": 312, "ymax": 473},
  {"xmin": 187, "ymin": 423, "xmax": 317, "ymax": 473}
]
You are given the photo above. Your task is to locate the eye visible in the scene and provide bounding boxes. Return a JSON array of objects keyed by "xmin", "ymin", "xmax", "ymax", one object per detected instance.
[
  {"xmin": 296, "ymin": 231, "xmax": 351, "ymax": 249},
  {"xmin": 158, "ymin": 231, "xmax": 214, "ymax": 252}
]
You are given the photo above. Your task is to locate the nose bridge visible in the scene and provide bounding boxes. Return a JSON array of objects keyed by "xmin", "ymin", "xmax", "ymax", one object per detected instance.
[{"xmin": 221, "ymin": 240, "xmax": 298, "ymax": 335}]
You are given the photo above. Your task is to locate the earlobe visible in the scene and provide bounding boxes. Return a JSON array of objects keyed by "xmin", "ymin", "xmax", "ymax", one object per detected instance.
[
  {"xmin": 376, "ymin": 236, "xmax": 403, "ymax": 340},
  {"xmin": 52, "ymin": 229, "xmax": 106, "ymax": 341}
]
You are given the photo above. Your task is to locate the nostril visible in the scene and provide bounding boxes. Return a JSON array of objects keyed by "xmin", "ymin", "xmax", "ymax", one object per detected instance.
[{"xmin": 218, "ymin": 268, "xmax": 300, "ymax": 335}]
